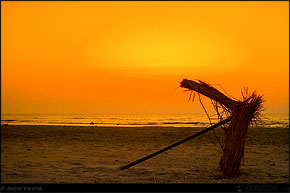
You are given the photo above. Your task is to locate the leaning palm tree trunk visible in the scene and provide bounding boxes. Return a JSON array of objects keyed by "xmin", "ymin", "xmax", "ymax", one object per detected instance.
[{"xmin": 180, "ymin": 79, "xmax": 264, "ymax": 178}]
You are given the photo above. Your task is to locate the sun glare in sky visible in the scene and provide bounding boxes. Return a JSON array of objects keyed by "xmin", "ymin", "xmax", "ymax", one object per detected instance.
[{"xmin": 1, "ymin": 1, "xmax": 289, "ymax": 114}]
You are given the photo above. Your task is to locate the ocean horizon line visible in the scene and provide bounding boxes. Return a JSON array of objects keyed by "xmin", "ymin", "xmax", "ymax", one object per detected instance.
[{"xmin": 1, "ymin": 113, "xmax": 288, "ymax": 128}]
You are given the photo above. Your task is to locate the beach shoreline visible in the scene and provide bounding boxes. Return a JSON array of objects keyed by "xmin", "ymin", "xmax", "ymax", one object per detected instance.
[{"xmin": 1, "ymin": 124, "xmax": 289, "ymax": 183}]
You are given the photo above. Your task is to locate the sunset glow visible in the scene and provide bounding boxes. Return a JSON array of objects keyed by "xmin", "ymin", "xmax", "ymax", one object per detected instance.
[{"xmin": 1, "ymin": 1, "xmax": 289, "ymax": 114}]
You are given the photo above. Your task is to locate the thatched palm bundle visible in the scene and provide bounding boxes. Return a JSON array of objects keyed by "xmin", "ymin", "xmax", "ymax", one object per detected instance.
[{"xmin": 180, "ymin": 79, "xmax": 264, "ymax": 178}]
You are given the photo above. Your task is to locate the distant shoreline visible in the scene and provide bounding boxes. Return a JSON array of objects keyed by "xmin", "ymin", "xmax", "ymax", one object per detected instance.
[
  {"xmin": 0, "ymin": 124, "xmax": 211, "ymax": 129},
  {"xmin": 1, "ymin": 124, "xmax": 289, "ymax": 129}
]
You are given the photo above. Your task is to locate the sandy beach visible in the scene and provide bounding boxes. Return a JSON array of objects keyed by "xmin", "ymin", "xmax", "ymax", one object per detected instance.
[{"xmin": 1, "ymin": 124, "xmax": 289, "ymax": 183}]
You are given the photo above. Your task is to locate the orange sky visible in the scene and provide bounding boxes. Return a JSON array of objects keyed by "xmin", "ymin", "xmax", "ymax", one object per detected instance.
[{"xmin": 1, "ymin": 1, "xmax": 289, "ymax": 114}]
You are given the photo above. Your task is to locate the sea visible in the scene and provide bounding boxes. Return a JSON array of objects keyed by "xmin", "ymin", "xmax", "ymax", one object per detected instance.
[{"xmin": 1, "ymin": 113, "xmax": 289, "ymax": 128}]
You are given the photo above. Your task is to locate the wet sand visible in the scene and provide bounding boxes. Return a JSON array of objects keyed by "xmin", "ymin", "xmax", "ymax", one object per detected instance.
[{"xmin": 1, "ymin": 124, "xmax": 289, "ymax": 183}]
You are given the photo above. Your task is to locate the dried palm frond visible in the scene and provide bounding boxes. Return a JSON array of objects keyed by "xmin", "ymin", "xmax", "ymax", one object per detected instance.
[{"xmin": 180, "ymin": 79, "xmax": 264, "ymax": 178}]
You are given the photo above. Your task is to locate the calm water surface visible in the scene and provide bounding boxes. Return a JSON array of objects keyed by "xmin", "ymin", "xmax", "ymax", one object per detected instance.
[{"xmin": 1, "ymin": 113, "xmax": 288, "ymax": 128}]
